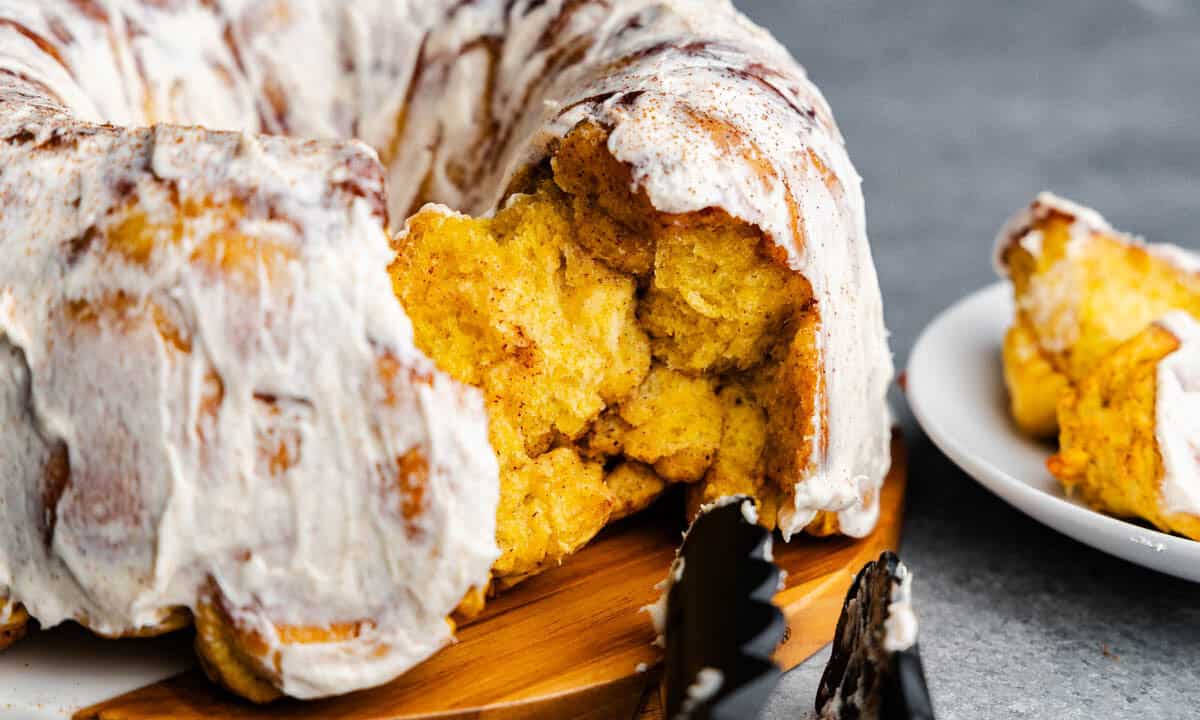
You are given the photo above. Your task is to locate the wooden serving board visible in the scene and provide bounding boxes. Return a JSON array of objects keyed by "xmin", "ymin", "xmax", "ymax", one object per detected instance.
[{"xmin": 77, "ymin": 432, "xmax": 906, "ymax": 720}]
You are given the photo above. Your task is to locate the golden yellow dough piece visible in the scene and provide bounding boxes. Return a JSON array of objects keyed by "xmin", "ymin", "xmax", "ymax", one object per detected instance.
[
  {"xmin": 803, "ymin": 511, "xmax": 842, "ymax": 537},
  {"xmin": 0, "ymin": 599, "xmax": 28, "ymax": 651},
  {"xmin": 453, "ymin": 586, "xmax": 489, "ymax": 621},
  {"xmin": 1001, "ymin": 324, "xmax": 1070, "ymax": 438},
  {"xmin": 605, "ymin": 462, "xmax": 667, "ymax": 522},
  {"xmin": 686, "ymin": 384, "xmax": 776, "ymax": 527},
  {"xmin": 639, "ymin": 214, "xmax": 801, "ymax": 374},
  {"xmin": 491, "ymin": 448, "xmax": 612, "ymax": 579},
  {"xmin": 750, "ymin": 308, "xmax": 823, "ymax": 522},
  {"xmin": 998, "ymin": 206, "xmax": 1200, "ymax": 435},
  {"xmin": 617, "ymin": 367, "xmax": 723, "ymax": 482},
  {"xmin": 194, "ymin": 601, "xmax": 283, "ymax": 704},
  {"xmin": 391, "ymin": 123, "xmax": 827, "ymax": 580},
  {"xmin": 393, "ymin": 177, "xmax": 640, "ymax": 580},
  {"xmin": 108, "ymin": 197, "xmax": 296, "ymax": 285},
  {"xmin": 1050, "ymin": 323, "xmax": 1200, "ymax": 540}
]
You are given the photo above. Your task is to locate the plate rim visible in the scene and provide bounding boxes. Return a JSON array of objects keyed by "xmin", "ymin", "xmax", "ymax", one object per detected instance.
[{"xmin": 907, "ymin": 282, "xmax": 1200, "ymax": 583}]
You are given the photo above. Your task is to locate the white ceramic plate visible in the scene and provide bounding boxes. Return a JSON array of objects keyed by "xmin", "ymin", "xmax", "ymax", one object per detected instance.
[{"xmin": 908, "ymin": 282, "xmax": 1200, "ymax": 583}]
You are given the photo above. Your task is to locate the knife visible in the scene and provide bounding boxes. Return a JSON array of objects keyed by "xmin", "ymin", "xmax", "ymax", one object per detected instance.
[
  {"xmin": 815, "ymin": 550, "xmax": 935, "ymax": 720},
  {"xmin": 652, "ymin": 495, "xmax": 786, "ymax": 720},
  {"xmin": 651, "ymin": 497, "xmax": 934, "ymax": 720}
]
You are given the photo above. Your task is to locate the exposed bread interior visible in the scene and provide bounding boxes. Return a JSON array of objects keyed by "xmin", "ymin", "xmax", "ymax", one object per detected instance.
[
  {"xmin": 1050, "ymin": 322, "xmax": 1200, "ymax": 539},
  {"xmin": 390, "ymin": 124, "xmax": 829, "ymax": 581}
]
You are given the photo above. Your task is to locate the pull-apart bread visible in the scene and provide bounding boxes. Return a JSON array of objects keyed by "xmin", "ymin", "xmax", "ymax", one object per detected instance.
[{"xmin": 0, "ymin": 0, "xmax": 893, "ymax": 700}]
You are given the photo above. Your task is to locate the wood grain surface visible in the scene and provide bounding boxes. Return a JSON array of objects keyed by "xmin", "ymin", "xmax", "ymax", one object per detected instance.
[{"xmin": 77, "ymin": 431, "xmax": 906, "ymax": 720}]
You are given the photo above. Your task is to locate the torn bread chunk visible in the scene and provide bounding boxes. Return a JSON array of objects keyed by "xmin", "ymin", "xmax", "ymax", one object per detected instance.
[
  {"xmin": 1051, "ymin": 314, "xmax": 1200, "ymax": 540},
  {"xmin": 995, "ymin": 193, "xmax": 1200, "ymax": 436},
  {"xmin": 392, "ymin": 125, "xmax": 849, "ymax": 580}
]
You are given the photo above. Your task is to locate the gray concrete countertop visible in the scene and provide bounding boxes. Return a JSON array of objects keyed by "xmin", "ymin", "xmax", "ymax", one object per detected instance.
[{"xmin": 737, "ymin": 2, "xmax": 1200, "ymax": 718}]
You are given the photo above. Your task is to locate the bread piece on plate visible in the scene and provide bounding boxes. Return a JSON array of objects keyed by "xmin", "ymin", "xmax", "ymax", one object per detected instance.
[
  {"xmin": 995, "ymin": 192, "xmax": 1200, "ymax": 435},
  {"xmin": 1001, "ymin": 323, "xmax": 1070, "ymax": 437},
  {"xmin": 1051, "ymin": 314, "xmax": 1200, "ymax": 540}
]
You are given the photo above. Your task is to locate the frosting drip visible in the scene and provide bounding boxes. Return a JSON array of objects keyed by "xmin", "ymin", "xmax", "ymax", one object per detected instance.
[{"xmin": 1153, "ymin": 312, "xmax": 1200, "ymax": 519}]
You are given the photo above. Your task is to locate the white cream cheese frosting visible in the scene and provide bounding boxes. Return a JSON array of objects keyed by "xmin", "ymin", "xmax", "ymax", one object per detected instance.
[
  {"xmin": 1152, "ymin": 312, "xmax": 1200, "ymax": 520},
  {"xmin": 0, "ymin": 110, "xmax": 500, "ymax": 698},
  {"xmin": 0, "ymin": 0, "xmax": 894, "ymax": 698},
  {"xmin": 0, "ymin": 1, "xmax": 502, "ymax": 699},
  {"xmin": 680, "ymin": 666, "xmax": 725, "ymax": 716},
  {"xmin": 992, "ymin": 192, "xmax": 1120, "ymax": 353},
  {"xmin": 881, "ymin": 562, "xmax": 917, "ymax": 654}
]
